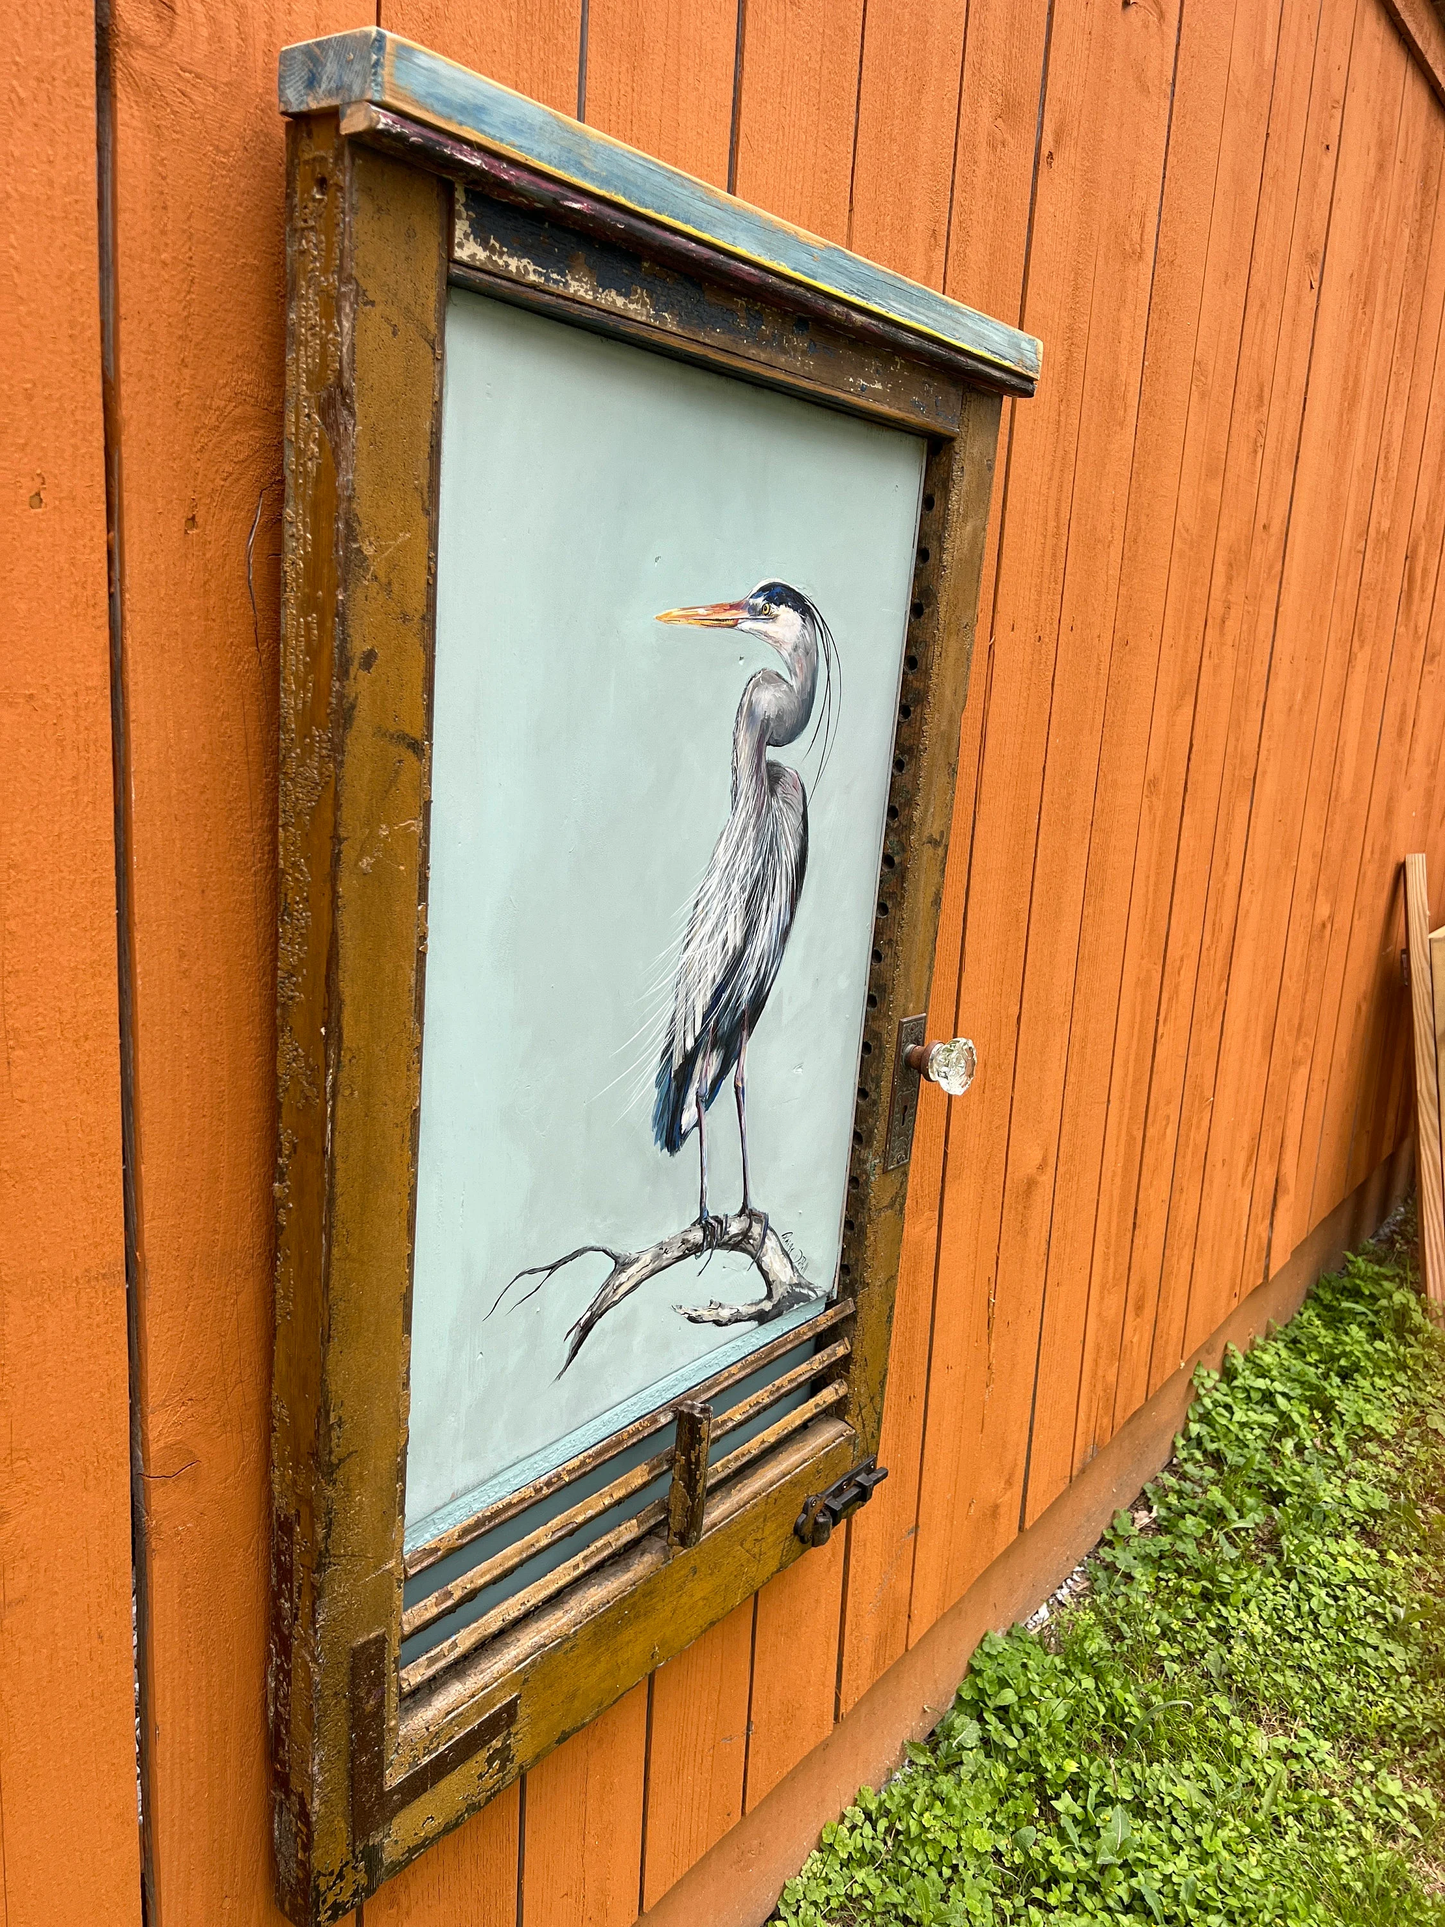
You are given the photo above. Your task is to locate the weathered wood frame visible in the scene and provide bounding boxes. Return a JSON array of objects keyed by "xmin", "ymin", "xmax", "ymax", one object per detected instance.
[{"xmin": 271, "ymin": 32, "xmax": 1039, "ymax": 1926}]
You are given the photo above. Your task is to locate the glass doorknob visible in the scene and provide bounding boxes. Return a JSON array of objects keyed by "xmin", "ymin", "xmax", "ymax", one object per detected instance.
[{"xmin": 904, "ymin": 1036, "xmax": 977, "ymax": 1096}]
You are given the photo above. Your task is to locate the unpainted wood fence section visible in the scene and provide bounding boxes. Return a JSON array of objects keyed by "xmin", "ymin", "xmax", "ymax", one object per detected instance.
[{"xmin": 7, "ymin": 0, "xmax": 1445, "ymax": 1921}]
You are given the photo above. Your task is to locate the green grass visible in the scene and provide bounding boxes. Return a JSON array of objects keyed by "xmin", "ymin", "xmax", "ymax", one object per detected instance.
[{"xmin": 775, "ymin": 1211, "xmax": 1445, "ymax": 1925}]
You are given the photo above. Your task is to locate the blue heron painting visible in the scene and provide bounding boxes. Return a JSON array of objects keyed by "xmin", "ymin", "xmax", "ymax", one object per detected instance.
[
  {"xmin": 652, "ymin": 581, "xmax": 839, "ymax": 1231},
  {"xmin": 502, "ymin": 580, "xmax": 838, "ymax": 1374}
]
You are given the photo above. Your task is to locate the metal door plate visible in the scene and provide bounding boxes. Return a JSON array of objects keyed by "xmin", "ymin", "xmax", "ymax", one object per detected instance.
[{"xmin": 884, "ymin": 1013, "xmax": 927, "ymax": 1170}]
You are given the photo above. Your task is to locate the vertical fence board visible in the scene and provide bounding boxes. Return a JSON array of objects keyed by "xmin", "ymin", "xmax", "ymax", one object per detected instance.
[
  {"xmin": 583, "ymin": 0, "xmax": 739, "ymax": 186},
  {"xmin": 1025, "ymin": 0, "xmax": 1279, "ymax": 1515},
  {"xmin": 1132, "ymin": 0, "xmax": 1395, "ymax": 1384},
  {"xmin": 1099, "ymin": 0, "xmax": 1356, "ymax": 1425},
  {"xmin": 732, "ymin": 0, "xmax": 865, "ymax": 239},
  {"xmin": 838, "ymin": 0, "xmax": 1052, "ymax": 1712},
  {"xmin": 523, "ymin": 1686, "xmax": 648, "ymax": 1927},
  {"xmin": 1244, "ymin": 75, "xmax": 1445, "ymax": 1287},
  {"xmin": 1125, "ymin": 5, "xmax": 1405, "ymax": 1396},
  {"xmin": 1308, "ymin": 261, "xmax": 1445, "ymax": 1226},
  {"xmin": 849, "ymin": 0, "xmax": 970, "ymax": 286},
  {"xmin": 1078, "ymin": 0, "xmax": 1302, "ymax": 1456},
  {"xmin": 1093, "ymin": 0, "xmax": 1353, "ymax": 1440},
  {"xmin": 641, "ymin": 1602, "xmax": 752, "ymax": 1909},
  {"xmin": 0, "ymin": 6, "xmax": 141, "ymax": 1925},
  {"xmin": 108, "ymin": 3, "xmax": 359, "ymax": 1922},
  {"xmin": 378, "ymin": 0, "xmax": 581, "ymax": 110},
  {"xmin": 906, "ymin": 0, "xmax": 1109, "ymax": 1637},
  {"xmin": 1185, "ymin": 44, "xmax": 1431, "ymax": 1341},
  {"xmin": 911, "ymin": 0, "xmax": 1189, "ymax": 1632},
  {"xmin": 998, "ymin": 0, "xmax": 1225, "ymax": 1537},
  {"xmin": 743, "ymin": 1531, "xmax": 846, "ymax": 1810}
]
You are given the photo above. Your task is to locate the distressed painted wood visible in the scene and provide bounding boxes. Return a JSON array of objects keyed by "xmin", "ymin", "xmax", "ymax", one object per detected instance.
[
  {"xmin": 378, "ymin": 0, "xmax": 582, "ymax": 112},
  {"xmin": 277, "ymin": 29, "xmax": 1041, "ymax": 388},
  {"xmin": 271, "ymin": 44, "xmax": 1021, "ymax": 1908}
]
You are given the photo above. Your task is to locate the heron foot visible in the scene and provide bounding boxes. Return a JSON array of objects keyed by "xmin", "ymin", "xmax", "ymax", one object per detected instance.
[
  {"xmin": 747, "ymin": 1209, "xmax": 771, "ymax": 1260},
  {"xmin": 694, "ymin": 1210, "xmax": 727, "ymax": 1257}
]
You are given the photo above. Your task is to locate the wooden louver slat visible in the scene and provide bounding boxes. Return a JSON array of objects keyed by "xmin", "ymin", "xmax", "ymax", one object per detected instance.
[{"xmin": 401, "ymin": 1337, "xmax": 855, "ymax": 1650}]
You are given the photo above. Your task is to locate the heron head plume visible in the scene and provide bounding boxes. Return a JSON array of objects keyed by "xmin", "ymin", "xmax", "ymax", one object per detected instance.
[{"xmin": 655, "ymin": 581, "xmax": 841, "ymax": 782}]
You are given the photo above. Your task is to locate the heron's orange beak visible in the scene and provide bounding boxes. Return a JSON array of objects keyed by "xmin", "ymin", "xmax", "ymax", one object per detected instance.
[{"xmin": 655, "ymin": 600, "xmax": 748, "ymax": 628}]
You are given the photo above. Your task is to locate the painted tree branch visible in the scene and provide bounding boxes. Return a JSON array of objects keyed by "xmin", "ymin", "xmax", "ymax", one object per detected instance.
[{"xmin": 496, "ymin": 1208, "xmax": 821, "ymax": 1376}]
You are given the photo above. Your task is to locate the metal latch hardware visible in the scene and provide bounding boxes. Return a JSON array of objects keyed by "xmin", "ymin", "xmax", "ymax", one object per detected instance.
[
  {"xmin": 884, "ymin": 1016, "xmax": 978, "ymax": 1169},
  {"xmin": 794, "ymin": 1459, "xmax": 889, "ymax": 1547}
]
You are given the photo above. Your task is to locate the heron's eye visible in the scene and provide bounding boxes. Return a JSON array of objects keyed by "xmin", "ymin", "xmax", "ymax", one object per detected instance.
[{"xmin": 758, "ymin": 602, "xmax": 776, "ymax": 617}]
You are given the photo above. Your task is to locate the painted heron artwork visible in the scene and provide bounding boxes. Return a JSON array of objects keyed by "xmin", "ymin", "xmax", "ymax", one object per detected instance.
[
  {"xmin": 402, "ymin": 288, "xmax": 923, "ymax": 1539},
  {"xmin": 651, "ymin": 584, "xmax": 837, "ymax": 1228},
  {"xmin": 502, "ymin": 583, "xmax": 839, "ymax": 1371}
]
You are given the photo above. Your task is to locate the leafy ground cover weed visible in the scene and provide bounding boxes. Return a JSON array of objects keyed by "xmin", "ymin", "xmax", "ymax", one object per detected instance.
[{"xmin": 775, "ymin": 1212, "xmax": 1445, "ymax": 1924}]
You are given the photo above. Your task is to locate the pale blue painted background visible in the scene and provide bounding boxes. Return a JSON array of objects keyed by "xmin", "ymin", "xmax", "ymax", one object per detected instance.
[{"xmin": 405, "ymin": 290, "xmax": 923, "ymax": 1538}]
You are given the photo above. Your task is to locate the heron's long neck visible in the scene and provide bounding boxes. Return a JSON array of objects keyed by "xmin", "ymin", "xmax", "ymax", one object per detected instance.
[{"xmin": 731, "ymin": 624, "xmax": 819, "ymax": 811}]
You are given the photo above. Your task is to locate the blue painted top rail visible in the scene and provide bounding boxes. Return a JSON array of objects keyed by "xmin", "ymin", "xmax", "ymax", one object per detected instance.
[{"xmin": 278, "ymin": 29, "xmax": 1041, "ymax": 394}]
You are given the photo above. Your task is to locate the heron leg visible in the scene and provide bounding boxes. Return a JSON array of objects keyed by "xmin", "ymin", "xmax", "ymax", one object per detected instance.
[
  {"xmin": 696, "ymin": 1090, "xmax": 722, "ymax": 1253},
  {"xmin": 734, "ymin": 1022, "xmax": 752, "ymax": 1214}
]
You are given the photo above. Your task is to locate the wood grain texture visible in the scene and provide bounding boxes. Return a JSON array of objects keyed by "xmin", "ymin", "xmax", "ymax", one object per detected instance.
[
  {"xmin": 1026, "ymin": 0, "xmax": 1265, "ymax": 1511},
  {"xmin": 1183, "ymin": 38, "xmax": 1434, "ymax": 1357},
  {"xmin": 1098, "ymin": 0, "xmax": 1358, "ymax": 1422},
  {"xmin": 107, "ymin": 5, "xmax": 359, "ymax": 1923},
  {"xmin": 849, "ymin": 0, "xmax": 970, "ymax": 287},
  {"xmin": 1242, "ymin": 65, "xmax": 1445, "ymax": 1293},
  {"xmin": 1285, "ymin": 60, "xmax": 1445, "ymax": 1232},
  {"xmin": 1381, "ymin": 0, "xmax": 1445, "ymax": 103},
  {"xmin": 1090, "ymin": 0, "xmax": 1356, "ymax": 1427},
  {"xmin": 732, "ymin": 0, "xmax": 865, "ymax": 242},
  {"xmin": 990, "ymin": 0, "xmax": 1232, "ymax": 1537},
  {"xmin": 910, "ymin": 0, "xmax": 1184, "ymax": 1635},
  {"xmin": 522, "ymin": 1684, "xmax": 648, "ymax": 1927},
  {"xmin": 743, "ymin": 1529, "xmax": 846, "ymax": 1809},
  {"xmin": 1124, "ymin": 0, "xmax": 1356, "ymax": 1367},
  {"xmin": 1307, "ymin": 258, "xmax": 1445, "ymax": 1225},
  {"xmin": 837, "ymin": 0, "xmax": 1052, "ymax": 1714},
  {"xmin": 0, "ymin": 5, "xmax": 142, "ymax": 1925},
  {"xmin": 1347, "ymin": 595, "xmax": 1445, "ymax": 1193},
  {"xmin": 583, "ymin": 0, "xmax": 740, "ymax": 187},
  {"xmin": 1170, "ymin": 3, "xmax": 1411, "ymax": 1367},
  {"xmin": 378, "ymin": 0, "xmax": 582, "ymax": 111},
  {"xmin": 641, "ymin": 1601, "xmax": 752, "ymax": 1907}
]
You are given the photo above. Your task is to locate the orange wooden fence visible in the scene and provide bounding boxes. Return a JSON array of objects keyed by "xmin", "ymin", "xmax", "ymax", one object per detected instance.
[{"xmin": 6, "ymin": 0, "xmax": 1445, "ymax": 1921}]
